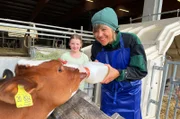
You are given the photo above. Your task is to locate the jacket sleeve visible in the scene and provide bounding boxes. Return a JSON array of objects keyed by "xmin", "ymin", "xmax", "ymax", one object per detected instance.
[{"xmin": 116, "ymin": 33, "xmax": 148, "ymax": 81}]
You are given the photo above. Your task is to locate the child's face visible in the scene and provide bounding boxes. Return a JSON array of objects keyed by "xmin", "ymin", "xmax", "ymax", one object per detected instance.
[{"xmin": 69, "ymin": 38, "xmax": 82, "ymax": 52}]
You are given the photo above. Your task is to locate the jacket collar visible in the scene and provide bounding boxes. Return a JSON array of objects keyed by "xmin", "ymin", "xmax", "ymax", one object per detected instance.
[{"xmin": 104, "ymin": 31, "xmax": 121, "ymax": 49}]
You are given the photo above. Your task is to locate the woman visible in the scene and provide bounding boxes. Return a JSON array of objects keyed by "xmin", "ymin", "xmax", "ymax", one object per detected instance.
[
  {"xmin": 61, "ymin": 34, "xmax": 89, "ymax": 91},
  {"xmin": 91, "ymin": 7, "xmax": 148, "ymax": 119}
]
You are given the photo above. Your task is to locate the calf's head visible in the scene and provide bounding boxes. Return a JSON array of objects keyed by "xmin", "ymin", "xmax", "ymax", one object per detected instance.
[{"xmin": 0, "ymin": 59, "xmax": 87, "ymax": 107}]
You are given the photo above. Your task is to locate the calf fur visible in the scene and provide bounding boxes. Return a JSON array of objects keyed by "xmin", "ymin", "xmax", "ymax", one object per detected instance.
[{"xmin": 0, "ymin": 60, "xmax": 87, "ymax": 119}]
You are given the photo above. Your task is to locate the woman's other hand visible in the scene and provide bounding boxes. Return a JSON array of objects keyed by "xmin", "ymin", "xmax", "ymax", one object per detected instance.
[
  {"xmin": 58, "ymin": 58, "xmax": 67, "ymax": 64},
  {"xmin": 101, "ymin": 64, "xmax": 120, "ymax": 84}
]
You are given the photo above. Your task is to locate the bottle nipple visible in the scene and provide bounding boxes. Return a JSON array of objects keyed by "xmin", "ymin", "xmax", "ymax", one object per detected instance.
[{"xmin": 84, "ymin": 67, "xmax": 90, "ymax": 78}]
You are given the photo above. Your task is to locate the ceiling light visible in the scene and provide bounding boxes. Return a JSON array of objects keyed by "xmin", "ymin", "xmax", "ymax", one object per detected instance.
[
  {"xmin": 119, "ymin": 8, "xmax": 129, "ymax": 13},
  {"xmin": 86, "ymin": 0, "xmax": 93, "ymax": 2},
  {"xmin": 178, "ymin": 0, "xmax": 180, "ymax": 2}
]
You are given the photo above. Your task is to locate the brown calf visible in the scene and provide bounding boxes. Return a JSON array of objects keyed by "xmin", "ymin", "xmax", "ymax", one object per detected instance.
[{"xmin": 0, "ymin": 59, "xmax": 87, "ymax": 119}]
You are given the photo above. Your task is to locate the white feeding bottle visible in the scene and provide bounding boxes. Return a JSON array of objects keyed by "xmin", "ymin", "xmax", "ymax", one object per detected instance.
[
  {"xmin": 63, "ymin": 62, "xmax": 109, "ymax": 84},
  {"xmin": 83, "ymin": 62, "xmax": 109, "ymax": 84}
]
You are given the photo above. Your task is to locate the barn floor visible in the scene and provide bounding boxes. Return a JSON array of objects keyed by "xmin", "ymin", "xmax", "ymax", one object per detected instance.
[{"xmin": 161, "ymin": 96, "xmax": 180, "ymax": 119}]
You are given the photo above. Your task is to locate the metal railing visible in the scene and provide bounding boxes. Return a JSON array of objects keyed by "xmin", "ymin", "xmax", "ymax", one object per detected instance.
[
  {"xmin": 0, "ymin": 18, "xmax": 94, "ymax": 41},
  {"xmin": 130, "ymin": 9, "xmax": 180, "ymax": 23},
  {"xmin": 155, "ymin": 60, "xmax": 180, "ymax": 119}
]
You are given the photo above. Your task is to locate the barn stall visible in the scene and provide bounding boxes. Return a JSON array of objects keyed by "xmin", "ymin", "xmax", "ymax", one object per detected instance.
[{"xmin": 1, "ymin": 17, "xmax": 180, "ymax": 119}]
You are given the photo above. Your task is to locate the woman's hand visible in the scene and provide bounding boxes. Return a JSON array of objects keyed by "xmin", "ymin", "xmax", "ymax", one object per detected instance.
[{"xmin": 101, "ymin": 64, "xmax": 120, "ymax": 84}]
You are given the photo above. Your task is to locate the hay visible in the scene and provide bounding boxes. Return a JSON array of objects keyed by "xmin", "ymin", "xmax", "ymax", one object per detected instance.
[
  {"xmin": 0, "ymin": 47, "xmax": 69, "ymax": 59},
  {"xmin": 33, "ymin": 48, "xmax": 69, "ymax": 60},
  {"xmin": 0, "ymin": 48, "xmax": 28, "ymax": 56},
  {"xmin": 160, "ymin": 96, "xmax": 180, "ymax": 119},
  {"xmin": 34, "ymin": 51, "xmax": 62, "ymax": 60}
]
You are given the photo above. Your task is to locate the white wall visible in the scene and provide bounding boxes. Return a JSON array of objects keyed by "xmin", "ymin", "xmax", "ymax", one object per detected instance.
[{"xmin": 0, "ymin": 57, "xmax": 29, "ymax": 78}]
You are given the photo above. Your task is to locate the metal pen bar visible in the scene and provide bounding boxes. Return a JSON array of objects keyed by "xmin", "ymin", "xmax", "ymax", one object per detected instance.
[
  {"xmin": 167, "ymin": 60, "xmax": 180, "ymax": 65},
  {"xmin": 130, "ymin": 9, "xmax": 180, "ymax": 23},
  {"xmin": 0, "ymin": 29, "xmax": 95, "ymax": 41},
  {"xmin": 35, "ymin": 23, "xmax": 93, "ymax": 34},
  {"xmin": 0, "ymin": 22, "xmax": 94, "ymax": 38},
  {"xmin": 165, "ymin": 64, "xmax": 177, "ymax": 119},
  {"xmin": 156, "ymin": 61, "xmax": 169, "ymax": 119},
  {"xmin": 0, "ymin": 23, "xmax": 94, "ymax": 39},
  {"xmin": 0, "ymin": 18, "xmax": 93, "ymax": 34},
  {"xmin": 146, "ymin": 63, "xmax": 157, "ymax": 116},
  {"xmin": 173, "ymin": 96, "xmax": 179, "ymax": 119}
]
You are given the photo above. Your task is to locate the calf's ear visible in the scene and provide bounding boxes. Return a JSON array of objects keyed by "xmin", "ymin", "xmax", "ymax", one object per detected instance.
[{"xmin": 0, "ymin": 78, "xmax": 38, "ymax": 104}]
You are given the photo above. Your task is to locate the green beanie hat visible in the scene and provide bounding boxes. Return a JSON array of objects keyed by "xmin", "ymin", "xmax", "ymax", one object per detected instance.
[{"xmin": 91, "ymin": 7, "xmax": 119, "ymax": 31}]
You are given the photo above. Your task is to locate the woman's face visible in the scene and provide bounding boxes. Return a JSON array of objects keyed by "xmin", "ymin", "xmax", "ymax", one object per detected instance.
[
  {"xmin": 93, "ymin": 25, "xmax": 114, "ymax": 46},
  {"xmin": 69, "ymin": 38, "xmax": 82, "ymax": 53}
]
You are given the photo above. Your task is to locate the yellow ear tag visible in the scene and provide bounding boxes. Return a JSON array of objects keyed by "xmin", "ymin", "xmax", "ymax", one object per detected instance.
[
  {"xmin": 14, "ymin": 85, "xmax": 33, "ymax": 108},
  {"xmin": 3, "ymin": 75, "xmax": 6, "ymax": 79}
]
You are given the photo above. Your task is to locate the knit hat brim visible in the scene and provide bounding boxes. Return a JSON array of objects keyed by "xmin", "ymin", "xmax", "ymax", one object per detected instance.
[{"xmin": 91, "ymin": 7, "xmax": 119, "ymax": 31}]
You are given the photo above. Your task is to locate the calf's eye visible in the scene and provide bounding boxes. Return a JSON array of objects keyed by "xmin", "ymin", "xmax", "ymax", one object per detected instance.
[{"xmin": 58, "ymin": 67, "xmax": 62, "ymax": 72}]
